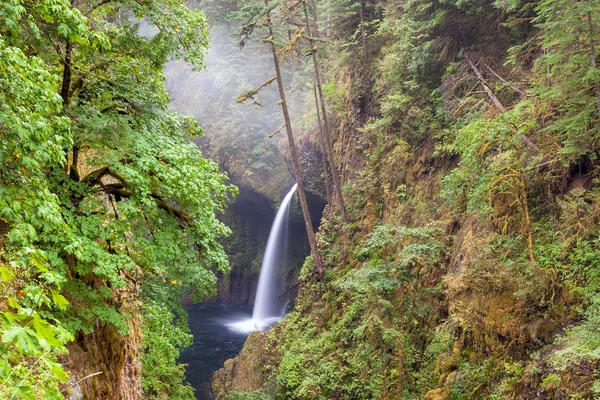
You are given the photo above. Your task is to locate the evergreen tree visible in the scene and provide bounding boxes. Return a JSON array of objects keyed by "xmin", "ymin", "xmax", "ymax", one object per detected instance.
[
  {"xmin": 303, "ymin": 0, "xmax": 350, "ymax": 223},
  {"xmin": 532, "ymin": 0, "xmax": 600, "ymax": 163},
  {"xmin": 234, "ymin": 0, "xmax": 326, "ymax": 274}
]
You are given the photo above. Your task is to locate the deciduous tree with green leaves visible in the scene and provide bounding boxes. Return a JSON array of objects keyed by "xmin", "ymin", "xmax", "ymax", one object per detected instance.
[{"xmin": 0, "ymin": 0, "xmax": 235, "ymax": 397}]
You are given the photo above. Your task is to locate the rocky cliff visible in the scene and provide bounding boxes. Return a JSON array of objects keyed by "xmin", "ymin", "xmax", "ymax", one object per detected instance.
[{"xmin": 211, "ymin": 0, "xmax": 600, "ymax": 398}]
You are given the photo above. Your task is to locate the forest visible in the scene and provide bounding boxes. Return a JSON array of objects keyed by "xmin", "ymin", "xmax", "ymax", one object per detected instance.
[{"xmin": 1, "ymin": 0, "xmax": 600, "ymax": 399}]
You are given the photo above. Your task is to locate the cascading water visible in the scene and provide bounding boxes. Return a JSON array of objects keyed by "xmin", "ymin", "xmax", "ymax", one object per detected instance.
[
  {"xmin": 253, "ymin": 184, "xmax": 297, "ymax": 320},
  {"xmin": 228, "ymin": 184, "xmax": 297, "ymax": 332}
]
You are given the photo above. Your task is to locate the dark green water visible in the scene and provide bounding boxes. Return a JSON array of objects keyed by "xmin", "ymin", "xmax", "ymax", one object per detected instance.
[{"xmin": 179, "ymin": 304, "xmax": 252, "ymax": 400}]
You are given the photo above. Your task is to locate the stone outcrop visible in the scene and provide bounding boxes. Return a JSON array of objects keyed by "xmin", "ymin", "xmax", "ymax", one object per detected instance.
[
  {"xmin": 212, "ymin": 332, "xmax": 270, "ymax": 398},
  {"xmin": 64, "ymin": 272, "xmax": 142, "ymax": 400}
]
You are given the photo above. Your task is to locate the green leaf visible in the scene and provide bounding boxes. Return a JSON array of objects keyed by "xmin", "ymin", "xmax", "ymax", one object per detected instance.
[
  {"xmin": 57, "ymin": 23, "xmax": 71, "ymax": 38},
  {"xmin": 49, "ymin": 360, "xmax": 69, "ymax": 382},
  {"xmin": 0, "ymin": 265, "xmax": 15, "ymax": 281},
  {"xmin": 51, "ymin": 290, "xmax": 69, "ymax": 310},
  {"xmin": 32, "ymin": 315, "xmax": 61, "ymax": 347},
  {"xmin": 2, "ymin": 324, "xmax": 38, "ymax": 354}
]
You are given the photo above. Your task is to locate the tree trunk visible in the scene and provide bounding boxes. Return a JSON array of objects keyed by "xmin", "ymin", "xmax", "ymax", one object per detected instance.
[
  {"xmin": 303, "ymin": 0, "xmax": 350, "ymax": 223},
  {"xmin": 314, "ymin": 83, "xmax": 333, "ymax": 203},
  {"xmin": 264, "ymin": 0, "xmax": 325, "ymax": 274},
  {"xmin": 61, "ymin": 41, "xmax": 80, "ymax": 181},
  {"xmin": 588, "ymin": 11, "xmax": 600, "ymax": 117},
  {"xmin": 60, "ymin": 42, "xmax": 73, "ymax": 105},
  {"xmin": 359, "ymin": 0, "xmax": 367, "ymax": 57},
  {"xmin": 310, "ymin": 0, "xmax": 320, "ymax": 35},
  {"xmin": 464, "ymin": 51, "xmax": 506, "ymax": 113}
]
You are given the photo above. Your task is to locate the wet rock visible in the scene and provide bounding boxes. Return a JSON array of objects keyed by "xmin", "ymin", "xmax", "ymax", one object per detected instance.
[{"xmin": 212, "ymin": 332, "xmax": 269, "ymax": 399}]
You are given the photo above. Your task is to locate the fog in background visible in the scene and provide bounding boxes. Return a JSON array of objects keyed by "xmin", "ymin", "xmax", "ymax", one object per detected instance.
[{"xmin": 164, "ymin": 13, "xmax": 315, "ymax": 194}]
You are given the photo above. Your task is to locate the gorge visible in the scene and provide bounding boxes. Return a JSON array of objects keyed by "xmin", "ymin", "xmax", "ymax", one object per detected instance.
[{"xmin": 1, "ymin": 0, "xmax": 600, "ymax": 399}]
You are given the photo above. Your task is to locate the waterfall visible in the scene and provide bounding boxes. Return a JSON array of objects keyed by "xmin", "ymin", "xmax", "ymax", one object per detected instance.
[
  {"xmin": 253, "ymin": 184, "xmax": 297, "ymax": 321},
  {"xmin": 227, "ymin": 184, "xmax": 297, "ymax": 333}
]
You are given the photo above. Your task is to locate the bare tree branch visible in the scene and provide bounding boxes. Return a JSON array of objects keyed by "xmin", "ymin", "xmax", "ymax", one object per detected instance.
[
  {"xmin": 464, "ymin": 51, "xmax": 507, "ymax": 113},
  {"xmin": 268, "ymin": 124, "xmax": 286, "ymax": 138},
  {"xmin": 236, "ymin": 77, "xmax": 277, "ymax": 104},
  {"xmin": 483, "ymin": 63, "xmax": 526, "ymax": 97}
]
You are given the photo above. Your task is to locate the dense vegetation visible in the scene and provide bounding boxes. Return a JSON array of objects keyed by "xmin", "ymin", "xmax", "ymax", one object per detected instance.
[
  {"xmin": 0, "ymin": 0, "xmax": 235, "ymax": 398},
  {"xmin": 3, "ymin": 0, "xmax": 600, "ymax": 398},
  {"xmin": 211, "ymin": 0, "xmax": 600, "ymax": 399}
]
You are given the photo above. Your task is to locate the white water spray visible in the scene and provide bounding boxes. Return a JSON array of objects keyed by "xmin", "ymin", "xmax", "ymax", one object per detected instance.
[
  {"xmin": 228, "ymin": 184, "xmax": 297, "ymax": 333},
  {"xmin": 253, "ymin": 184, "xmax": 297, "ymax": 320}
]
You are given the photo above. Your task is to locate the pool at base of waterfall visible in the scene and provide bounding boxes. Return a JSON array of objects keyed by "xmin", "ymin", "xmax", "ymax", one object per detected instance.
[
  {"xmin": 179, "ymin": 304, "xmax": 254, "ymax": 400},
  {"xmin": 226, "ymin": 316, "xmax": 281, "ymax": 334}
]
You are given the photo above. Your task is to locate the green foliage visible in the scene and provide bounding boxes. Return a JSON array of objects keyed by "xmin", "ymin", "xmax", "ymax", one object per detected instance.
[
  {"xmin": 0, "ymin": 34, "xmax": 75, "ymax": 398},
  {"xmin": 367, "ymin": 0, "xmax": 453, "ymax": 150},
  {"xmin": 141, "ymin": 301, "xmax": 195, "ymax": 399},
  {"xmin": 125, "ymin": 0, "xmax": 209, "ymax": 70},
  {"xmin": 377, "ymin": 0, "xmax": 446, "ymax": 94},
  {"xmin": 410, "ymin": 324, "xmax": 455, "ymax": 394},
  {"xmin": 449, "ymin": 359, "xmax": 501, "ymax": 399},
  {"xmin": 268, "ymin": 220, "xmax": 449, "ymax": 399},
  {"xmin": 435, "ymin": 2, "xmax": 600, "ymax": 396},
  {"xmin": 224, "ymin": 390, "xmax": 273, "ymax": 400},
  {"xmin": 0, "ymin": 0, "xmax": 107, "ymax": 46},
  {"xmin": 0, "ymin": 0, "xmax": 234, "ymax": 396},
  {"xmin": 0, "ymin": 301, "xmax": 73, "ymax": 399},
  {"xmin": 442, "ymin": 110, "xmax": 535, "ymax": 215},
  {"xmin": 542, "ymin": 256, "xmax": 600, "ymax": 370},
  {"xmin": 540, "ymin": 373, "xmax": 560, "ymax": 390},
  {"xmin": 531, "ymin": 0, "xmax": 600, "ymax": 163},
  {"xmin": 322, "ymin": 78, "xmax": 349, "ymax": 119}
]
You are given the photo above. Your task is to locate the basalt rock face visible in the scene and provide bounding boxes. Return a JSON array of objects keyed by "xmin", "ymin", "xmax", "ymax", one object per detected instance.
[
  {"xmin": 65, "ymin": 320, "xmax": 142, "ymax": 400},
  {"xmin": 212, "ymin": 332, "xmax": 272, "ymax": 399},
  {"xmin": 279, "ymin": 138, "xmax": 328, "ymax": 201},
  {"xmin": 206, "ymin": 185, "xmax": 272, "ymax": 306},
  {"xmin": 64, "ymin": 273, "xmax": 142, "ymax": 400}
]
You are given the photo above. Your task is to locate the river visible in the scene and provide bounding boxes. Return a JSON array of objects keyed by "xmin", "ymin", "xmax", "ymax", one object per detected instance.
[{"xmin": 179, "ymin": 304, "xmax": 253, "ymax": 400}]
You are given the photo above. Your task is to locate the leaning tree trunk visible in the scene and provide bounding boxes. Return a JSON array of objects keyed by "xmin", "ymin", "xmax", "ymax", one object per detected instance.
[
  {"xmin": 588, "ymin": 11, "xmax": 600, "ymax": 117},
  {"xmin": 359, "ymin": 0, "xmax": 367, "ymax": 57},
  {"xmin": 314, "ymin": 83, "xmax": 333, "ymax": 203},
  {"xmin": 302, "ymin": 0, "xmax": 350, "ymax": 223},
  {"xmin": 264, "ymin": 0, "xmax": 325, "ymax": 274}
]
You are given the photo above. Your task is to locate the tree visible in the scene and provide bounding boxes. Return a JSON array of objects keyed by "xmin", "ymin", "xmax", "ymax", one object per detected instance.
[
  {"xmin": 0, "ymin": 34, "xmax": 75, "ymax": 399},
  {"xmin": 236, "ymin": 0, "xmax": 325, "ymax": 274},
  {"xmin": 313, "ymin": 82, "xmax": 334, "ymax": 203},
  {"xmin": 532, "ymin": 0, "xmax": 600, "ymax": 163},
  {"xmin": 263, "ymin": 0, "xmax": 326, "ymax": 274},
  {"xmin": 0, "ymin": 0, "xmax": 235, "ymax": 396},
  {"xmin": 302, "ymin": 0, "xmax": 350, "ymax": 223}
]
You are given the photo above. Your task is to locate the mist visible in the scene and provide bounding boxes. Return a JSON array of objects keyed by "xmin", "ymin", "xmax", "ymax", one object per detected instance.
[{"xmin": 164, "ymin": 18, "xmax": 315, "ymax": 194}]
